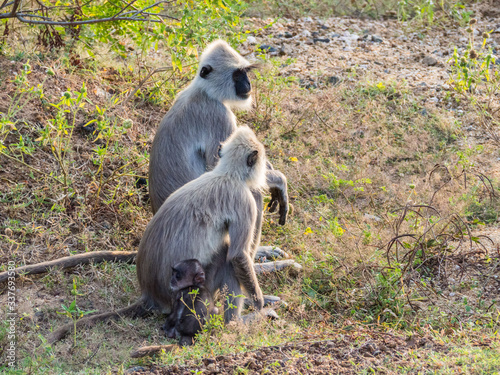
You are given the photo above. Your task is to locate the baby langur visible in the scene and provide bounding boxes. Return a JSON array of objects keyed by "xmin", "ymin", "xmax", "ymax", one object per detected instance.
[
  {"xmin": 137, "ymin": 126, "xmax": 268, "ymax": 322},
  {"xmin": 163, "ymin": 259, "xmax": 217, "ymax": 346}
]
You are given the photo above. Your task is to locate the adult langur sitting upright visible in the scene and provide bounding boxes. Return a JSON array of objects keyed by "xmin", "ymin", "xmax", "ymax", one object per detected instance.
[
  {"xmin": 148, "ymin": 40, "xmax": 289, "ymax": 261},
  {"xmin": 138, "ymin": 126, "xmax": 268, "ymax": 322}
]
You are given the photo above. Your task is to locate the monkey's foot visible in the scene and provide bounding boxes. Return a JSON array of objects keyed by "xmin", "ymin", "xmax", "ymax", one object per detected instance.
[
  {"xmin": 244, "ymin": 295, "xmax": 285, "ymax": 309},
  {"xmin": 255, "ymin": 246, "xmax": 289, "ymax": 262},
  {"xmin": 254, "ymin": 259, "xmax": 302, "ymax": 275},
  {"xmin": 241, "ymin": 308, "xmax": 279, "ymax": 324}
]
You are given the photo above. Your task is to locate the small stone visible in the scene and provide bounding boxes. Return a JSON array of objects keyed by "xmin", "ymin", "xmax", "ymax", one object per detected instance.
[
  {"xmin": 422, "ymin": 56, "xmax": 438, "ymax": 66},
  {"xmin": 4, "ymin": 228, "xmax": 13, "ymax": 237},
  {"xmin": 301, "ymin": 30, "xmax": 312, "ymax": 37},
  {"xmin": 428, "ymin": 97, "xmax": 439, "ymax": 103},
  {"xmin": 372, "ymin": 35, "xmax": 383, "ymax": 43},
  {"xmin": 328, "ymin": 76, "xmax": 340, "ymax": 86},
  {"xmin": 363, "ymin": 214, "xmax": 382, "ymax": 222},
  {"xmin": 313, "ymin": 38, "xmax": 330, "ymax": 43},
  {"xmin": 124, "ymin": 367, "xmax": 147, "ymax": 374},
  {"xmin": 259, "ymin": 45, "xmax": 277, "ymax": 53},
  {"xmin": 284, "ymin": 32, "xmax": 293, "ymax": 38},
  {"xmin": 420, "ymin": 109, "xmax": 428, "ymax": 116},
  {"xmin": 247, "ymin": 36, "xmax": 257, "ymax": 44}
]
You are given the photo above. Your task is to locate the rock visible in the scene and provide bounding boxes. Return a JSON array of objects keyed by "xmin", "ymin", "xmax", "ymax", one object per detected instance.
[
  {"xmin": 422, "ymin": 55, "xmax": 438, "ymax": 66},
  {"xmin": 301, "ymin": 30, "xmax": 312, "ymax": 37},
  {"xmin": 420, "ymin": 108, "xmax": 428, "ymax": 116},
  {"xmin": 363, "ymin": 34, "xmax": 383, "ymax": 43},
  {"xmin": 428, "ymin": 97, "xmax": 439, "ymax": 103},
  {"xmin": 313, "ymin": 38, "xmax": 330, "ymax": 43},
  {"xmin": 331, "ymin": 33, "xmax": 341, "ymax": 38},
  {"xmin": 327, "ymin": 76, "xmax": 340, "ymax": 86},
  {"xmin": 125, "ymin": 367, "xmax": 147, "ymax": 374},
  {"xmin": 247, "ymin": 36, "xmax": 257, "ymax": 44},
  {"xmin": 259, "ymin": 45, "xmax": 277, "ymax": 53},
  {"xmin": 363, "ymin": 213, "xmax": 382, "ymax": 222},
  {"xmin": 284, "ymin": 31, "xmax": 293, "ymax": 38}
]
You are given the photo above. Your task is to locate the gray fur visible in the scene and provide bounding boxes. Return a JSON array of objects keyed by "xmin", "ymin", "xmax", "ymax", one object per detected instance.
[
  {"xmin": 148, "ymin": 40, "xmax": 288, "ymax": 228},
  {"xmin": 137, "ymin": 127, "xmax": 266, "ymax": 321}
]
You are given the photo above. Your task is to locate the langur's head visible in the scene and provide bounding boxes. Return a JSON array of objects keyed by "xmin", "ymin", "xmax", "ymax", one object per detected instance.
[
  {"xmin": 216, "ymin": 126, "xmax": 267, "ymax": 190},
  {"xmin": 170, "ymin": 259, "xmax": 206, "ymax": 293},
  {"xmin": 194, "ymin": 40, "xmax": 256, "ymax": 110}
]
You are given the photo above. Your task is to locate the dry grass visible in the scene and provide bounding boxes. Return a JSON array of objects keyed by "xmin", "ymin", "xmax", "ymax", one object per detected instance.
[{"xmin": 1, "ymin": 4, "xmax": 500, "ymax": 373}]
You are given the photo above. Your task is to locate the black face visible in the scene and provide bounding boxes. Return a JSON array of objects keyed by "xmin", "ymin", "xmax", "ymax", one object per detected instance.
[
  {"xmin": 170, "ymin": 259, "xmax": 206, "ymax": 292},
  {"xmin": 233, "ymin": 68, "xmax": 251, "ymax": 99}
]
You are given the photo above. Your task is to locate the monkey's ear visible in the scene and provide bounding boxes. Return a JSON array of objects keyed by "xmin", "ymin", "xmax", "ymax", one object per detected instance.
[
  {"xmin": 247, "ymin": 150, "xmax": 259, "ymax": 167},
  {"xmin": 200, "ymin": 65, "xmax": 213, "ymax": 79},
  {"xmin": 244, "ymin": 63, "xmax": 260, "ymax": 72},
  {"xmin": 194, "ymin": 271, "xmax": 205, "ymax": 285}
]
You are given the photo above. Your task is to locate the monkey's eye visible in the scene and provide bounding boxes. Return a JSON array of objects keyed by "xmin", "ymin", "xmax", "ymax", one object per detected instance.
[
  {"xmin": 200, "ymin": 65, "xmax": 213, "ymax": 79},
  {"xmin": 247, "ymin": 150, "xmax": 258, "ymax": 167}
]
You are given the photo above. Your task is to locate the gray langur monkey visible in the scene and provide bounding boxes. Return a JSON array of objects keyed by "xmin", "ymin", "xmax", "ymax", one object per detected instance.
[
  {"xmin": 163, "ymin": 259, "xmax": 217, "ymax": 346},
  {"xmin": 137, "ymin": 126, "xmax": 267, "ymax": 322},
  {"xmin": 148, "ymin": 40, "xmax": 289, "ymax": 261}
]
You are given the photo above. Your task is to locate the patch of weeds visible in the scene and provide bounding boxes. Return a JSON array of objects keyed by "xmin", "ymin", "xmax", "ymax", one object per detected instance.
[
  {"xmin": 398, "ymin": 0, "xmax": 474, "ymax": 28},
  {"xmin": 249, "ymin": 55, "xmax": 297, "ymax": 132},
  {"xmin": 465, "ymin": 199, "xmax": 499, "ymax": 225}
]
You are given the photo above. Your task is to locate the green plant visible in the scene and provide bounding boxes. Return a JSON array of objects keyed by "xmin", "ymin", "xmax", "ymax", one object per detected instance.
[
  {"xmin": 56, "ymin": 278, "xmax": 97, "ymax": 347},
  {"xmin": 449, "ymin": 21, "xmax": 499, "ymax": 100}
]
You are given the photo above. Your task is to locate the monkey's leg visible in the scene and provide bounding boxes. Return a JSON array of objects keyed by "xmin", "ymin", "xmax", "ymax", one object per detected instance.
[
  {"xmin": 255, "ymin": 246, "xmax": 289, "ymax": 261},
  {"xmin": 210, "ymin": 262, "xmax": 245, "ymax": 323},
  {"xmin": 244, "ymin": 295, "xmax": 283, "ymax": 309}
]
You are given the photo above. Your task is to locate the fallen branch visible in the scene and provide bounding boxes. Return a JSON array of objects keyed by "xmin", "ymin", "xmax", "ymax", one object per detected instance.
[
  {"xmin": 1, "ymin": 251, "xmax": 137, "ymax": 283},
  {"xmin": 130, "ymin": 344, "xmax": 177, "ymax": 358}
]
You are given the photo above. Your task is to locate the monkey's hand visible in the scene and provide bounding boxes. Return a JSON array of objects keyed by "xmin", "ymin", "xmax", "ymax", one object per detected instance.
[
  {"xmin": 253, "ymin": 289, "xmax": 264, "ymax": 310},
  {"xmin": 266, "ymin": 169, "xmax": 289, "ymax": 225}
]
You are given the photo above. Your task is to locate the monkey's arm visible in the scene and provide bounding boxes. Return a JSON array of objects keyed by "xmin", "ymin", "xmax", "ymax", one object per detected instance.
[
  {"xmin": 227, "ymin": 217, "xmax": 264, "ymax": 310},
  {"xmin": 265, "ymin": 161, "xmax": 289, "ymax": 225}
]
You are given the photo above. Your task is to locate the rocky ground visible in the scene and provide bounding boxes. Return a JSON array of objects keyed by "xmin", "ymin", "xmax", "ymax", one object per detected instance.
[
  {"xmin": 240, "ymin": 5, "xmax": 500, "ymax": 98},
  {"xmin": 127, "ymin": 331, "xmax": 449, "ymax": 374}
]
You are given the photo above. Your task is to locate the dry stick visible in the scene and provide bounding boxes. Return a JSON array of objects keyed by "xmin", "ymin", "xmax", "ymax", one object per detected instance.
[
  {"xmin": 120, "ymin": 66, "xmax": 172, "ymax": 108},
  {"xmin": 0, "ymin": 251, "xmax": 137, "ymax": 283},
  {"xmin": 0, "ymin": 151, "xmax": 64, "ymax": 186},
  {"xmin": 130, "ymin": 345, "xmax": 177, "ymax": 358}
]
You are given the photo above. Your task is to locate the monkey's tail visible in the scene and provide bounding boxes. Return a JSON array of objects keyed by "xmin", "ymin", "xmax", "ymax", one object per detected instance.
[
  {"xmin": 0, "ymin": 251, "xmax": 137, "ymax": 284},
  {"xmin": 47, "ymin": 300, "xmax": 149, "ymax": 344}
]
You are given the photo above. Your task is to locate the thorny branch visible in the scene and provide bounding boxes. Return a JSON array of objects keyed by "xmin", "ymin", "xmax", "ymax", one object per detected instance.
[{"xmin": 0, "ymin": 0, "xmax": 178, "ymax": 24}]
